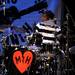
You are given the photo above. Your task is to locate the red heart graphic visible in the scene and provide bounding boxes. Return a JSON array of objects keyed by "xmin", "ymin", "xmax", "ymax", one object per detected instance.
[{"xmin": 13, "ymin": 50, "xmax": 33, "ymax": 73}]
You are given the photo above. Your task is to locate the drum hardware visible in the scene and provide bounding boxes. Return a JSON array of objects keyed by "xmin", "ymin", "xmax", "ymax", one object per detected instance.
[
  {"xmin": 0, "ymin": 29, "xmax": 65, "ymax": 75},
  {"xmin": 1, "ymin": 36, "xmax": 7, "ymax": 48},
  {"xmin": 1, "ymin": 45, "xmax": 57, "ymax": 75},
  {"xmin": 26, "ymin": 43, "xmax": 56, "ymax": 75},
  {"xmin": 27, "ymin": 33, "xmax": 42, "ymax": 47},
  {"xmin": 61, "ymin": 8, "xmax": 75, "ymax": 75},
  {"xmin": 0, "ymin": 55, "xmax": 7, "ymax": 75},
  {"xmin": 0, "ymin": 21, "xmax": 62, "ymax": 74}
]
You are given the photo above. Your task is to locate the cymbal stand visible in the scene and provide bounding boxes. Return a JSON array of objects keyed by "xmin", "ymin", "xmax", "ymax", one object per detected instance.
[{"xmin": 63, "ymin": 7, "xmax": 75, "ymax": 75}]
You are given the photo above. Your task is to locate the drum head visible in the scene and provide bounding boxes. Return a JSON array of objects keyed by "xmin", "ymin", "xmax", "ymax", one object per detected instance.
[{"xmin": 4, "ymin": 49, "xmax": 35, "ymax": 74}]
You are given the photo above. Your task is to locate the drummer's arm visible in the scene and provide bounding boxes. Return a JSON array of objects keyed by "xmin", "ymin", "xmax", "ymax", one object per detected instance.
[{"xmin": 35, "ymin": 23, "xmax": 43, "ymax": 36}]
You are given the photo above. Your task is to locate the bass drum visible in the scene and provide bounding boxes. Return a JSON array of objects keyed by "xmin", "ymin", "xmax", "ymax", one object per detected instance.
[{"xmin": 4, "ymin": 47, "xmax": 36, "ymax": 75}]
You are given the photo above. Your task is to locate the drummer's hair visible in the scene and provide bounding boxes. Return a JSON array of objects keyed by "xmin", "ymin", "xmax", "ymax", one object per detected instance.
[{"xmin": 40, "ymin": 10, "xmax": 55, "ymax": 19}]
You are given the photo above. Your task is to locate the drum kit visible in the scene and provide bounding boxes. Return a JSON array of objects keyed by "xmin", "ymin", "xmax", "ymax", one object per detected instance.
[{"xmin": 0, "ymin": 27, "xmax": 74, "ymax": 75}]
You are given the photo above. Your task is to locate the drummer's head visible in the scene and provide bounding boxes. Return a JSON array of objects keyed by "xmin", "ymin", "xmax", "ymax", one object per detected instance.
[{"xmin": 40, "ymin": 10, "xmax": 55, "ymax": 21}]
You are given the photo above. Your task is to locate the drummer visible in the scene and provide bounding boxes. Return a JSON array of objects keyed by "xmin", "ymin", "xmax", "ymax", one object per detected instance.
[{"xmin": 35, "ymin": 10, "xmax": 61, "ymax": 52}]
